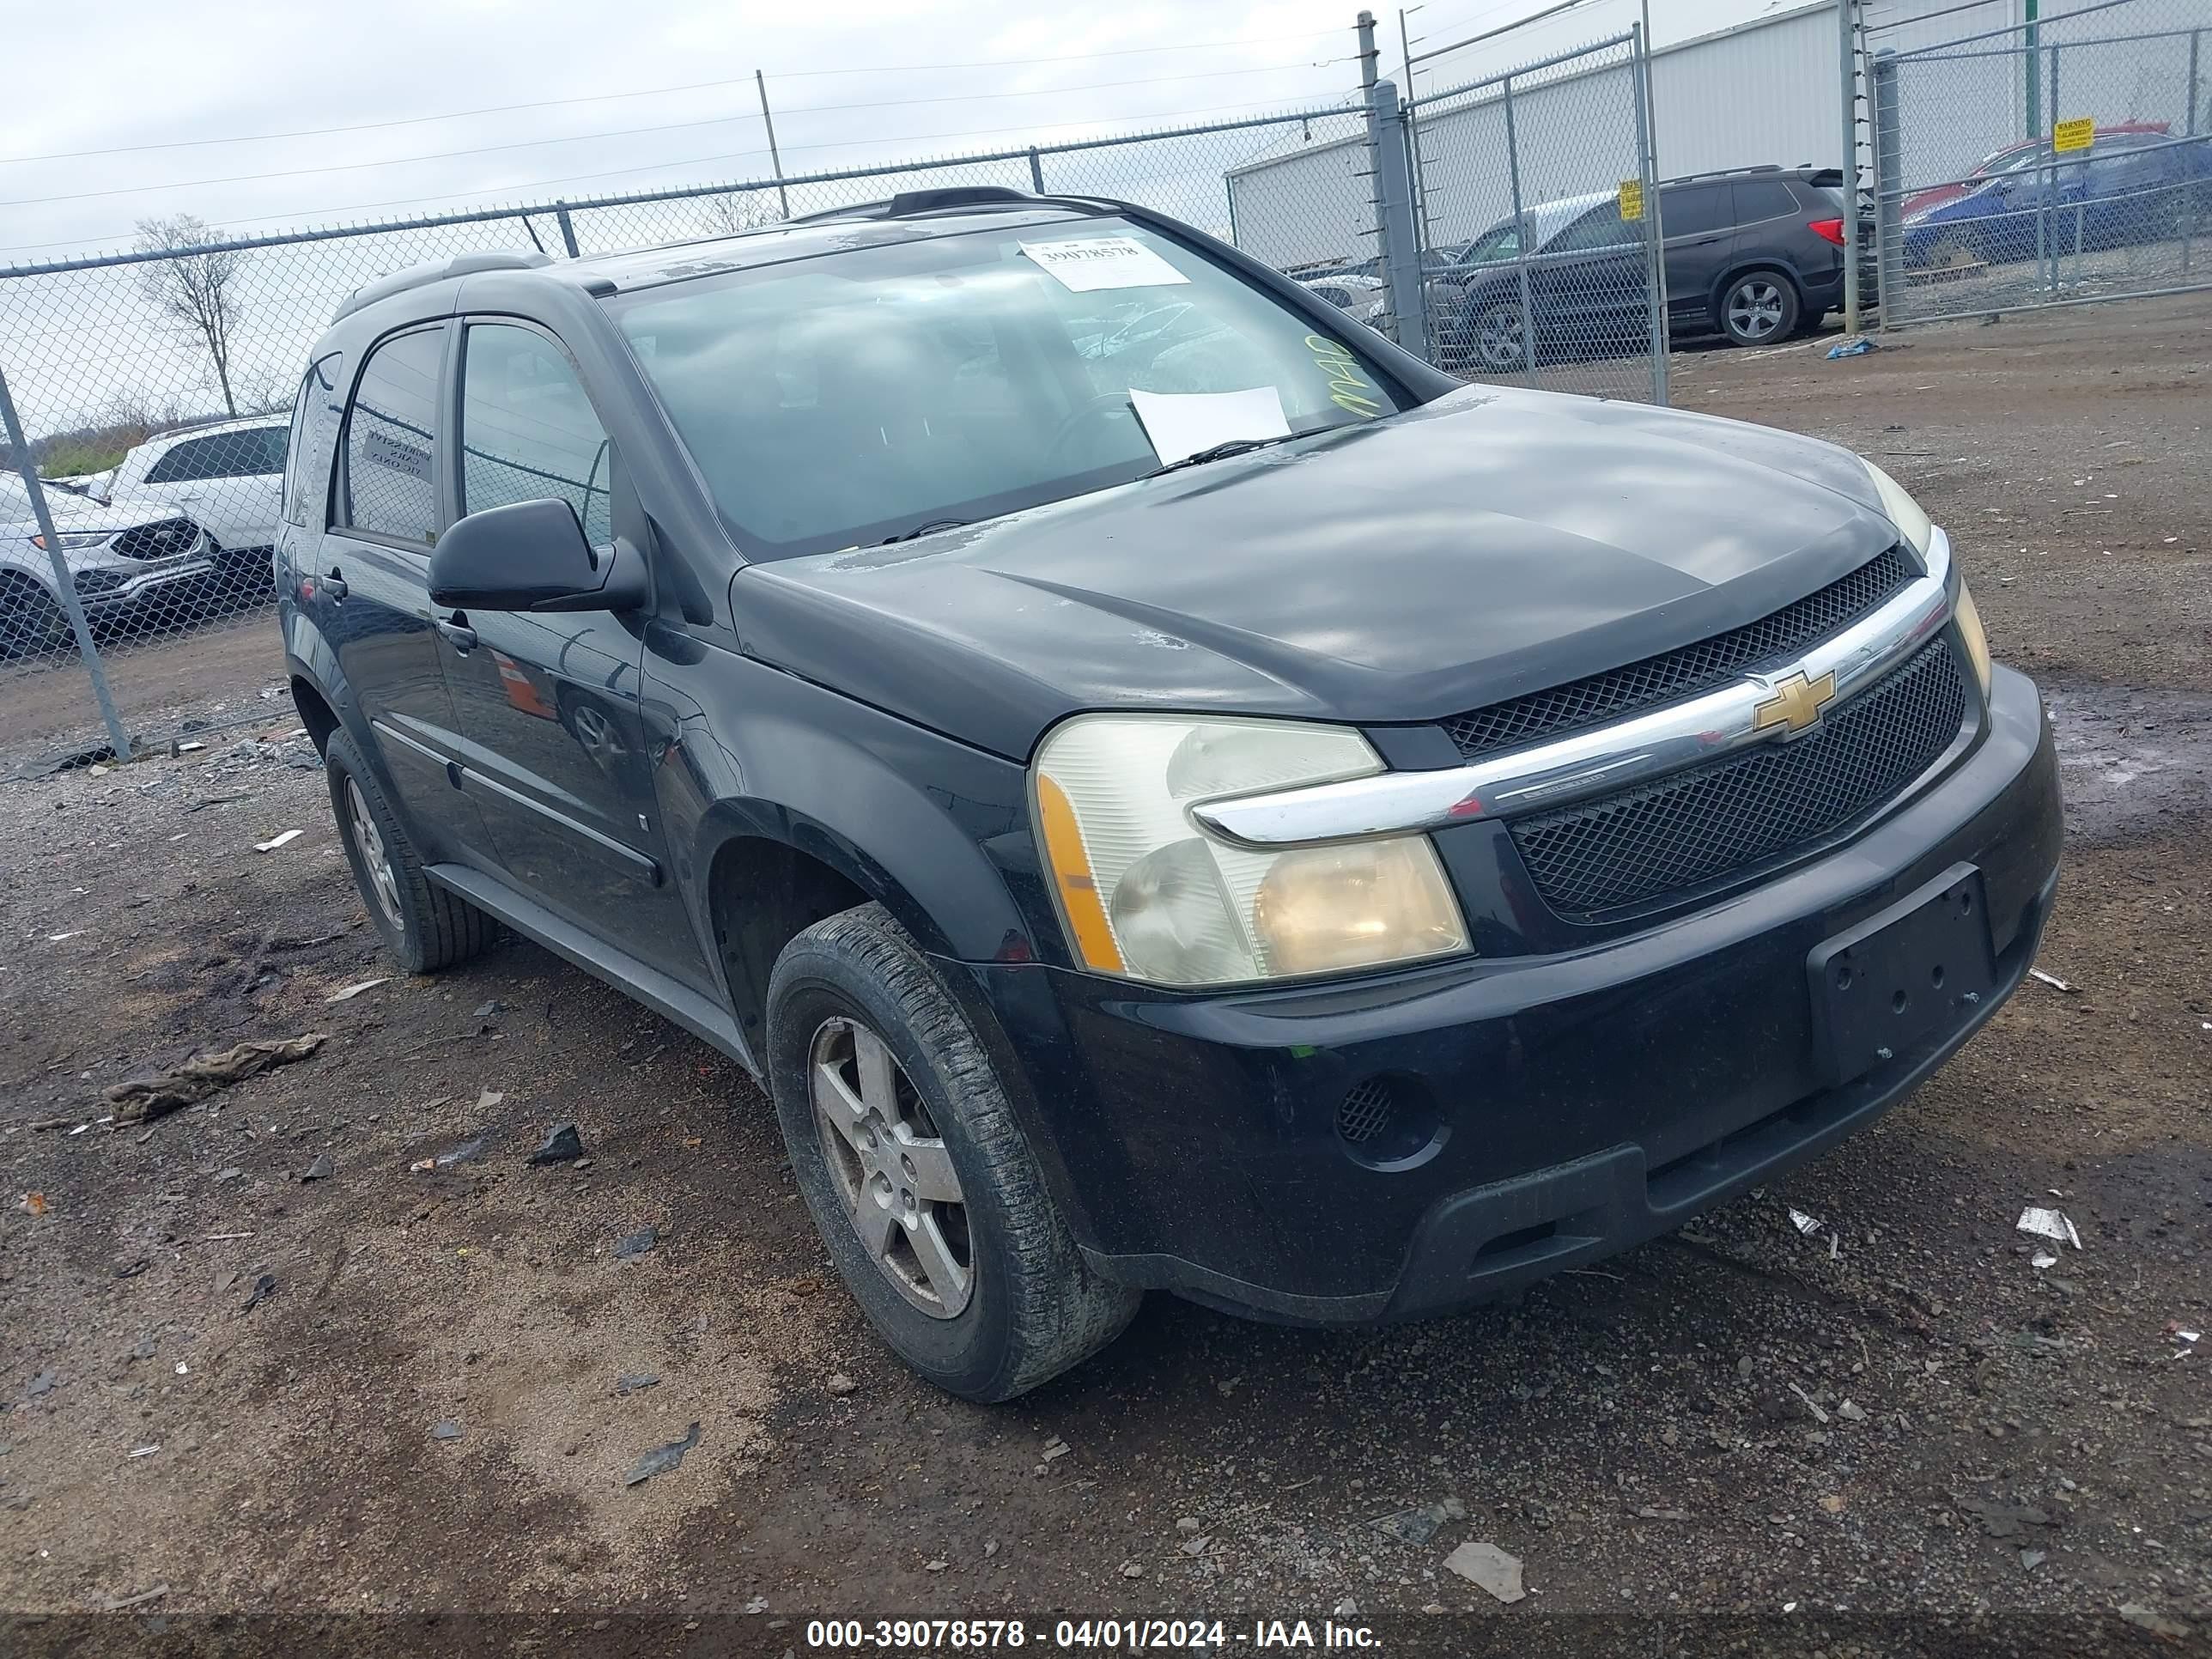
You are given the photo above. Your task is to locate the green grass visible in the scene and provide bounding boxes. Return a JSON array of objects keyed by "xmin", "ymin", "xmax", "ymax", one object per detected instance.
[{"xmin": 38, "ymin": 438, "xmax": 127, "ymax": 479}]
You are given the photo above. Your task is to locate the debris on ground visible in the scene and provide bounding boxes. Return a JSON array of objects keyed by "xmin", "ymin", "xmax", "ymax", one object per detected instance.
[
  {"xmin": 614, "ymin": 1225, "xmax": 659, "ymax": 1260},
  {"xmin": 252, "ymin": 830, "xmax": 304, "ymax": 853},
  {"xmin": 26, "ymin": 1370, "xmax": 57, "ymax": 1400},
  {"xmin": 615, "ymin": 1372, "xmax": 660, "ymax": 1395},
  {"xmin": 1826, "ymin": 337, "xmax": 1878, "ymax": 359},
  {"xmin": 242, "ymin": 1273, "xmax": 278, "ymax": 1312},
  {"xmin": 1443, "ymin": 1540, "xmax": 1525, "ymax": 1604},
  {"xmin": 2016, "ymin": 1206, "xmax": 2082, "ymax": 1249},
  {"xmin": 300, "ymin": 1153, "xmax": 333, "ymax": 1182},
  {"xmin": 471, "ymin": 1000, "xmax": 506, "ymax": 1019},
  {"xmin": 1838, "ymin": 1399, "xmax": 1869, "ymax": 1422},
  {"xmin": 324, "ymin": 977, "xmax": 391, "ymax": 1003},
  {"xmin": 1041, "ymin": 1436, "xmax": 1071, "ymax": 1463},
  {"xmin": 527, "ymin": 1122, "xmax": 585, "ymax": 1166},
  {"xmin": 102, "ymin": 1584, "xmax": 171, "ymax": 1611},
  {"xmin": 1376, "ymin": 1505, "xmax": 1447, "ymax": 1545},
  {"xmin": 623, "ymin": 1420, "xmax": 701, "ymax": 1486},
  {"xmin": 19, "ymin": 1191, "xmax": 47, "ymax": 1218},
  {"xmin": 1636, "ymin": 1506, "xmax": 1691, "ymax": 1522},
  {"xmin": 826, "ymin": 1373, "xmax": 857, "ymax": 1397},
  {"xmin": 410, "ymin": 1136, "xmax": 490, "ymax": 1173},
  {"xmin": 1787, "ymin": 1207, "xmax": 1822, "ymax": 1235},
  {"xmin": 1788, "ymin": 1382, "xmax": 1831, "ymax": 1425},
  {"xmin": 1954, "ymin": 1496, "xmax": 2055, "ymax": 1538},
  {"xmin": 2029, "ymin": 968, "xmax": 2076, "ymax": 993},
  {"xmin": 2119, "ymin": 1604, "xmax": 2192, "ymax": 1639},
  {"xmin": 106, "ymin": 1034, "xmax": 329, "ymax": 1124},
  {"xmin": 431, "ymin": 1421, "xmax": 463, "ymax": 1442},
  {"xmin": 1120, "ymin": 1562, "xmax": 1145, "ymax": 1579}
]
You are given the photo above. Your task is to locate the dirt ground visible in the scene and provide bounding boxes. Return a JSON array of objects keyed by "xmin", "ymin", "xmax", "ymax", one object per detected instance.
[{"xmin": 3, "ymin": 297, "xmax": 2210, "ymax": 1656}]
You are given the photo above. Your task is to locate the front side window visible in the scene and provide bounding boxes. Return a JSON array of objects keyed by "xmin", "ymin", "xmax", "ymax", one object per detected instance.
[
  {"xmin": 611, "ymin": 217, "xmax": 1410, "ymax": 559},
  {"xmin": 283, "ymin": 355, "xmax": 343, "ymax": 529},
  {"xmin": 341, "ymin": 327, "xmax": 444, "ymax": 544},
  {"xmin": 459, "ymin": 324, "xmax": 613, "ymax": 546},
  {"xmin": 144, "ymin": 436, "xmax": 217, "ymax": 486}
]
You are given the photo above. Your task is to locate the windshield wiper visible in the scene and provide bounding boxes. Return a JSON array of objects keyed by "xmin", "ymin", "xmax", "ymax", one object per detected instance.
[
  {"xmin": 878, "ymin": 519, "xmax": 971, "ymax": 545},
  {"xmin": 1143, "ymin": 434, "xmax": 1301, "ymax": 478}
]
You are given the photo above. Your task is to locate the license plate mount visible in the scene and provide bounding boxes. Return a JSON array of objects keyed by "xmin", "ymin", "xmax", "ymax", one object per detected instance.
[{"xmin": 1808, "ymin": 863, "xmax": 1996, "ymax": 1087}]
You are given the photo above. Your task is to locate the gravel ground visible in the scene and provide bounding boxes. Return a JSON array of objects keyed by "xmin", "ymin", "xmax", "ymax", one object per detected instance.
[{"xmin": 2, "ymin": 297, "xmax": 2209, "ymax": 1656}]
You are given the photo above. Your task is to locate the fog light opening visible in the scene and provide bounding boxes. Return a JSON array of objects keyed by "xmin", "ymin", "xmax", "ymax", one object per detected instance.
[{"xmin": 1334, "ymin": 1073, "xmax": 1444, "ymax": 1169}]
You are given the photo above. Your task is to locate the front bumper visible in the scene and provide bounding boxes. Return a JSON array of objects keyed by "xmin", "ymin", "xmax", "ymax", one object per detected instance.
[
  {"xmin": 80, "ymin": 558, "xmax": 215, "ymax": 617},
  {"xmin": 958, "ymin": 664, "xmax": 2062, "ymax": 1323}
]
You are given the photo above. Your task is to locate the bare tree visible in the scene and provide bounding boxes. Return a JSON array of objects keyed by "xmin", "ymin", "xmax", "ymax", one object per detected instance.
[
  {"xmin": 696, "ymin": 190, "xmax": 781, "ymax": 238},
  {"xmin": 133, "ymin": 214, "xmax": 247, "ymax": 417}
]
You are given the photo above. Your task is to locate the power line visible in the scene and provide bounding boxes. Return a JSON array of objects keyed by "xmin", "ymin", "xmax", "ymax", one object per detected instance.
[
  {"xmin": 0, "ymin": 30, "xmax": 1343, "ymax": 166},
  {"xmin": 0, "ymin": 60, "xmax": 1347, "ymax": 208},
  {"xmin": 0, "ymin": 91, "xmax": 1365, "ymax": 258}
]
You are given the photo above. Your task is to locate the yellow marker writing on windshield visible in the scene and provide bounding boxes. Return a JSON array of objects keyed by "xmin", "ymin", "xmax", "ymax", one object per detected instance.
[{"xmin": 1305, "ymin": 334, "xmax": 1384, "ymax": 417}]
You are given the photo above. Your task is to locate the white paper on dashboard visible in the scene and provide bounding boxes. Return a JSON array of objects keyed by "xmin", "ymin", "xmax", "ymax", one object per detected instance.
[
  {"xmin": 1127, "ymin": 387, "xmax": 1291, "ymax": 468},
  {"xmin": 1019, "ymin": 236, "xmax": 1192, "ymax": 293}
]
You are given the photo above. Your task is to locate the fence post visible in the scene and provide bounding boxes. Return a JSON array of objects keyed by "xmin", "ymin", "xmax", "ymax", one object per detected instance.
[
  {"xmin": 0, "ymin": 362, "xmax": 134, "ymax": 762},
  {"xmin": 2186, "ymin": 30, "xmax": 2202, "ymax": 278},
  {"xmin": 1358, "ymin": 13, "xmax": 1429, "ymax": 361},
  {"xmin": 1871, "ymin": 49, "xmax": 1904, "ymax": 330},
  {"xmin": 554, "ymin": 204, "xmax": 580, "ymax": 258},
  {"xmin": 1028, "ymin": 147, "xmax": 1046, "ymax": 194},
  {"xmin": 1631, "ymin": 22, "xmax": 1669, "ymax": 406},
  {"xmin": 1838, "ymin": 0, "xmax": 1863, "ymax": 333},
  {"xmin": 1500, "ymin": 75, "xmax": 1538, "ymax": 384},
  {"xmin": 2043, "ymin": 45, "xmax": 2059, "ymax": 295}
]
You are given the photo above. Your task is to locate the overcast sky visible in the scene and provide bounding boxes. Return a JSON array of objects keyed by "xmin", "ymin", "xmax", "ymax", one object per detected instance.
[{"xmin": 0, "ymin": 0, "xmax": 1780, "ymax": 264}]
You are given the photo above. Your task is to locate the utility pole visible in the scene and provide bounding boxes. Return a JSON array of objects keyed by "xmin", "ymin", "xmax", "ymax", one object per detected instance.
[
  {"xmin": 1838, "ymin": 0, "xmax": 1862, "ymax": 334},
  {"xmin": 757, "ymin": 70, "xmax": 790, "ymax": 219}
]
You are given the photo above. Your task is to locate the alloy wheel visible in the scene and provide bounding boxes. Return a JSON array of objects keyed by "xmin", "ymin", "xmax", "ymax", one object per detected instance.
[
  {"xmin": 346, "ymin": 776, "xmax": 405, "ymax": 932},
  {"xmin": 809, "ymin": 1015, "xmax": 974, "ymax": 1319},
  {"xmin": 1727, "ymin": 278, "xmax": 1788, "ymax": 343},
  {"xmin": 1475, "ymin": 302, "xmax": 1527, "ymax": 370}
]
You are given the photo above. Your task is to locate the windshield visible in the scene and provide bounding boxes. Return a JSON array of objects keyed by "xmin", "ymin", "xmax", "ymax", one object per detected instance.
[{"xmin": 611, "ymin": 217, "xmax": 1407, "ymax": 558}]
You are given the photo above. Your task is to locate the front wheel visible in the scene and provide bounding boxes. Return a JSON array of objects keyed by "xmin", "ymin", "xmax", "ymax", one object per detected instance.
[
  {"xmin": 1718, "ymin": 270, "xmax": 1800, "ymax": 346},
  {"xmin": 767, "ymin": 903, "xmax": 1139, "ymax": 1401},
  {"xmin": 0, "ymin": 575, "xmax": 70, "ymax": 661}
]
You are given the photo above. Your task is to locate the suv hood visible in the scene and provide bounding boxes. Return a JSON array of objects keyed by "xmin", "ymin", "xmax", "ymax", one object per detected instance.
[{"xmin": 736, "ymin": 386, "xmax": 1906, "ymax": 762}]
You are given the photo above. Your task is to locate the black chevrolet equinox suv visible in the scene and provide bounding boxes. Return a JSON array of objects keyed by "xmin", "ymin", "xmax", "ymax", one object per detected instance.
[{"xmin": 276, "ymin": 187, "xmax": 2060, "ymax": 1401}]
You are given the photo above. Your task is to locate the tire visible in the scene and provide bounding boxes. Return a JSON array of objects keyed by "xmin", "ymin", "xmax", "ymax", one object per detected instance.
[
  {"xmin": 767, "ymin": 903, "xmax": 1139, "ymax": 1402},
  {"xmin": 323, "ymin": 727, "xmax": 494, "ymax": 975},
  {"xmin": 0, "ymin": 574, "xmax": 70, "ymax": 660},
  {"xmin": 1717, "ymin": 269, "xmax": 1801, "ymax": 347},
  {"xmin": 1470, "ymin": 299, "xmax": 1530, "ymax": 373}
]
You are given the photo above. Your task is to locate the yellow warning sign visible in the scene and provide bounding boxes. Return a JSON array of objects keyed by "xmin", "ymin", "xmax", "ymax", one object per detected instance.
[
  {"xmin": 2052, "ymin": 117, "xmax": 2095, "ymax": 154},
  {"xmin": 1618, "ymin": 179, "xmax": 1644, "ymax": 222}
]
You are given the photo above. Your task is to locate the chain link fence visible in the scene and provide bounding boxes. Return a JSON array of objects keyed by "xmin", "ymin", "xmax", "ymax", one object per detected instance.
[
  {"xmin": 0, "ymin": 100, "xmax": 1373, "ymax": 777},
  {"xmin": 1873, "ymin": 0, "xmax": 2212, "ymax": 326},
  {"xmin": 1406, "ymin": 30, "xmax": 1667, "ymax": 402}
]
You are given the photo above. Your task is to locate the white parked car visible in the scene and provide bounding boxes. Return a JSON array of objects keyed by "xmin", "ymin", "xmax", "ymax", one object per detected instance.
[
  {"xmin": 1, "ymin": 474, "xmax": 213, "ymax": 658},
  {"xmin": 101, "ymin": 416, "xmax": 289, "ymax": 605},
  {"xmin": 1298, "ymin": 273, "xmax": 1389, "ymax": 329}
]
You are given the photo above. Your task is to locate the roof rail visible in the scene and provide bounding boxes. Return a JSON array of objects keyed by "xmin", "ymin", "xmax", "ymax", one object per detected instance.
[
  {"xmin": 332, "ymin": 251, "xmax": 553, "ymax": 325},
  {"xmin": 786, "ymin": 185, "xmax": 1115, "ymax": 226},
  {"xmin": 1661, "ymin": 163, "xmax": 1790, "ymax": 185}
]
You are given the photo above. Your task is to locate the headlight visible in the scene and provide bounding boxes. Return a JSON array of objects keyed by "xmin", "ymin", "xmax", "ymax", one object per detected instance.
[
  {"xmin": 1954, "ymin": 580, "xmax": 1993, "ymax": 696},
  {"xmin": 28, "ymin": 531, "xmax": 108, "ymax": 553},
  {"xmin": 1032, "ymin": 714, "xmax": 1468, "ymax": 986},
  {"xmin": 1860, "ymin": 461, "xmax": 1932, "ymax": 557}
]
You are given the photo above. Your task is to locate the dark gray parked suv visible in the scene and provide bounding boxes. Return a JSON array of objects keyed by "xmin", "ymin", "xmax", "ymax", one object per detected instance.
[
  {"xmin": 1443, "ymin": 165, "xmax": 1870, "ymax": 372},
  {"xmin": 276, "ymin": 187, "xmax": 2056, "ymax": 1401}
]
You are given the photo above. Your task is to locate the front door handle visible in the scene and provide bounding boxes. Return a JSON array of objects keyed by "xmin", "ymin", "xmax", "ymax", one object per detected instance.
[
  {"xmin": 320, "ymin": 567, "xmax": 349, "ymax": 602},
  {"xmin": 434, "ymin": 612, "xmax": 478, "ymax": 653}
]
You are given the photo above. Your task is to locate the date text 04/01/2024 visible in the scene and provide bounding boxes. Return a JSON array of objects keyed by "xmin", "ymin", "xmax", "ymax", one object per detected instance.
[{"xmin": 804, "ymin": 1619, "xmax": 1383, "ymax": 1650}]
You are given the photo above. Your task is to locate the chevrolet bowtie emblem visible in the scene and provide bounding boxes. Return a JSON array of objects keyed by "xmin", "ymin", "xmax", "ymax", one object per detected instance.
[{"xmin": 1753, "ymin": 668, "xmax": 1837, "ymax": 738}]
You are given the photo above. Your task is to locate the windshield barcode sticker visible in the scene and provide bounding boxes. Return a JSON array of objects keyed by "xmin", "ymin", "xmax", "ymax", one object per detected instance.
[{"xmin": 1020, "ymin": 237, "xmax": 1191, "ymax": 293}]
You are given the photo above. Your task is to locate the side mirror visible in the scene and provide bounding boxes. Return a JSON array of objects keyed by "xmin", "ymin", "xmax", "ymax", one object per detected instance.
[{"xmin": 428, "ymin": 498, "xmax": 648, "ymax": 613}]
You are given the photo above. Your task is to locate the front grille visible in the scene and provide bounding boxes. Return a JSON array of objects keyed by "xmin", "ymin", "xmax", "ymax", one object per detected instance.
[
  {"xmin": 111, "ymin": 518, "xmax": 201, "ymax": 562},
  {"xmin": 1510, "ymin": 642, "xmax": 1969, "ymax": 917},
  {"xmin": 1442, "ymin": 548, "xmax": 1917, "ymax": 762}
]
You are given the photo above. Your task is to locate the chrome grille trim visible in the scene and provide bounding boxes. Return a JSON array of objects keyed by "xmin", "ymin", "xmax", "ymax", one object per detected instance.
[{"xmin": 1192, "ymin": 527, "xmax": 1955, "ymax": 850}]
